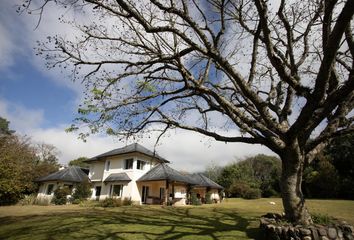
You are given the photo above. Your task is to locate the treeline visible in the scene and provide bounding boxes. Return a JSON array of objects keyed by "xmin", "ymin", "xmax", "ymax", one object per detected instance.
[
  {"xmin": 0, "ymin": 117, "xmax": 60, "ymax": 205},
  {"xmin": 205, "ymin": 133, "xmax": 354, "ymax": 200},
  {"xmin": 204, "ymin": 155, "xmax": 281, "ymax": 199},
  {"xmin": 302, "ymin": 133, "xmax": 354, "ymax": 199}
]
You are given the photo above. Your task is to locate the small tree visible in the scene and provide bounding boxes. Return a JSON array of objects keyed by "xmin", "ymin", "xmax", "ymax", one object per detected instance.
[
  {"xmin": 52, "ymin": 187, "xmax": 71, "ymax": 205},
  {"xmin": 72, "ymin": 180, "xmax": 92, "ymax": 202}
]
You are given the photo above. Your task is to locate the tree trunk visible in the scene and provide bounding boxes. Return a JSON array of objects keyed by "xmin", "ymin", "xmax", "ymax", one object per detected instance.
[{"xmin": 280, "ymin": 146, "xmax": 313, "ymax": 225}]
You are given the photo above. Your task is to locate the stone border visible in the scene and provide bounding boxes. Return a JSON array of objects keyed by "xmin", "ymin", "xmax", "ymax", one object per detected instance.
[{"xmin": 260, "ymin": 213, "xmax": 354, "ymax": 240}]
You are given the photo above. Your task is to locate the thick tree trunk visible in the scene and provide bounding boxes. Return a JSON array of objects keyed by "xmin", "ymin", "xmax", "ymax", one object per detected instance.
[{"xmin": 280, "ymin": 146, "xmax": 313, "ymax": 225}]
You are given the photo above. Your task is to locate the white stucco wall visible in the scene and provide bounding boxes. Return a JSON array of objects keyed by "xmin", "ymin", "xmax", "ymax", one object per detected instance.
[{"xmin": 87, "ymin": 153, "xmax": 162, "ymax": 203}]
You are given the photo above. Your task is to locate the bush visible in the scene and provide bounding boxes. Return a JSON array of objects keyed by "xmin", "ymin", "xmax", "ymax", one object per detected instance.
[
  {"xmin": 229, "ymin": 181, "xmax": 252, "ymax": 197},
  {"xmin": 312, "ymin": 213, "xmax": 335, "ymax": 225},
  {"xmin": 242, "ymin": 188, "xmax": 261, "ymax": 199},
  {"xmin": 190, "ymin": 192, "xmax": 201, "ymax": 205},
  {"xmin": 122, "ymin": 197, "xmax": 132, "ymax": 206},
  {"xmin": 99, "ymin": 198, "xmax": 122, "ymax": 208},
  {"xmin": 205, "ymin": 191, "xmax": 212, "ymax": 204},
  {"xmin": 52, "ymin": 187, "xmax": 71, "ymax": 205},
  {"xmin": 18, "ymin": 194, "xmax": 37, "ymax": 205},
  {"xmin": 72, "ymin": 180, "xmax": 92, "ymax": 201}
]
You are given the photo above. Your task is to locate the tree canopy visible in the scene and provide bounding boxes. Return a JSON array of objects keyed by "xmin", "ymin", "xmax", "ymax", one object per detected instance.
[
  {"xmin": 22, "ymin": 0, "xmax": 353, "ymax": 224},
  {"xmin": 0, "ymin": 117, "xmax": 60, "ymax": 205}
]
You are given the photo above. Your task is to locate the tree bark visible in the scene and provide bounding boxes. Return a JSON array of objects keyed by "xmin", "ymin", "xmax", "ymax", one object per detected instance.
[{"xmin": 280, "ymin": 144, "xmax": 313, "ymax": 225}]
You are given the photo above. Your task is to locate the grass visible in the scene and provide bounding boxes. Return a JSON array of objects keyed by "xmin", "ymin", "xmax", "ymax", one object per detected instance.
[{"xmin": 0, "ymin": 198, "xmax": 353, "ymax": 240}]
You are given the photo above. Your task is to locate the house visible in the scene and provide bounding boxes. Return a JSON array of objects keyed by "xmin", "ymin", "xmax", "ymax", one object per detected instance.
[
  {"xmin": 36, "ymin": 143, "xmax": 223, "ymax": 205},
  {"xmin": 36, "ymin": 166, "xmax": 89, "ymax": 201}
]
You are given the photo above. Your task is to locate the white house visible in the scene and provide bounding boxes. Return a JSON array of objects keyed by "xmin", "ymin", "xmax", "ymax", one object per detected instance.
[{"xmin": 37, "ymin": 143, "xmax": 223, "ymax": 205}]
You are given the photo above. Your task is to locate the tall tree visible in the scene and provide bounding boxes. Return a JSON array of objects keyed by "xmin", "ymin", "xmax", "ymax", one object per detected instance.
[
  {"xmin": 0, "ymin": 116, "xmax": 15, "ymax": 136},
  {"xmin": 23, "ymin": 0, "xmax": 354, "ymax": 224},
  {"xmin": 68, "ymin": 157, "xmax": 89, "ymax": 168}
]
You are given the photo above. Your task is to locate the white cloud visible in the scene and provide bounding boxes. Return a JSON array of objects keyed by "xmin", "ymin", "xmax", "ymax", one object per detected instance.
[
  {"xmin": 0, "ymin": 98, "xmax": 274, "ymax": 172},
  {"xmin": 0, "ymin": 99, "xmax": 44, "ymax": 132}
]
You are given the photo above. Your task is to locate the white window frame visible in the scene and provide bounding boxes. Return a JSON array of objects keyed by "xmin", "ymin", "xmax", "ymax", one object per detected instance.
[
  {"xmin": 46, "ymin": 184, "xmax": 54, "ymax": 195},
  {"xmin": 137, "ymin": 160, "xmax": 146, "ymax": 170},
  {"xmin": 124, "ymin": 159, "xmax": 133, "ymax": 169},
  {"xmin": 110, "ymin": 184, "xmax": 123, "ymax": 197},
  {"xmin": 105, "ymin": 160, "xmax": 110, "ymax": 171}
]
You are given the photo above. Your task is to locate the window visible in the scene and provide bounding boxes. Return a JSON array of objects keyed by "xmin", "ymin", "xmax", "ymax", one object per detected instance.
[
  {"xmin": 46, "ymin": 184, "xmax": 54, "ymax": 195},
  {"xmin": 105, "ymin": 160, "xmax": 110, "ymax": 171},
  {"xmin": 124, "ymin": 159, "xmax": 133, "ymax": 169},
  {"xmin": 137, "ymin": 160, "xmax": 146, "ymax": 170},
  {"xmin": 110, "ymin": 185, "xmax": 122, "ymax": 197}
]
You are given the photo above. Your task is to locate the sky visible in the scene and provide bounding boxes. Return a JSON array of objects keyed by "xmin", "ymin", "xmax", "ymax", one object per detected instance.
[{"xmin": 0, "ymin": 0, "xmax": 274, "ymax": 172}]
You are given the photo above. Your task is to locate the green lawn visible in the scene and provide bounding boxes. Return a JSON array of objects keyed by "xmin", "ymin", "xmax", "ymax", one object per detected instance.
[{"xmin": 0, "ymin": 198, "xmax": 353, "ymax": 240}]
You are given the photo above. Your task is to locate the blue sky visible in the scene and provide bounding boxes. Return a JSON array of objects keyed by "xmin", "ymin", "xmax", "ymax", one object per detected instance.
[{"xmin": 0, "ymin": 0, "xmax": 273, "ymax": 171}]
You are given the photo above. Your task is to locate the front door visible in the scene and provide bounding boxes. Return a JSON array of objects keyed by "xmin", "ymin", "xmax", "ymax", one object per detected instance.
[
  {"xmin": 142, "ymin": 186, "xmax": 149, "ymax": 203},
  {"xmin": 95, "ymin": 186, "xmax": 101, "ymax": 201}
]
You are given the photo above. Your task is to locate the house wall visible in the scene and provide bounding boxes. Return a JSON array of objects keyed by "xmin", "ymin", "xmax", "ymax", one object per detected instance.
[
  {"xmin": 193, "ymin": 187, "xmax": 220, "ymax": 202},
  {"xmin": 88, "ymin": 153, "xmax": 161, "ymax": 203},
  {"xmin": 37, "ymin": 181, "xmax": 76, "ymax": 201}
]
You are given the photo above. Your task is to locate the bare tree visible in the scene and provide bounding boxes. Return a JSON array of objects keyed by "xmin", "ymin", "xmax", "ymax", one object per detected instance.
[{"xmin": 23, "ymin": 0, "xmax": 353, "ymax": 224}]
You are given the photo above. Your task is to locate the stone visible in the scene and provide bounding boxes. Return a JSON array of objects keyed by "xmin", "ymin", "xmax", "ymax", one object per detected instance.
[
  {"xmin": 300, "ymin": 228, "xmax": 312, "ymax": 236},
  {"xmin": 338, "ymin": 229, "xmax": 343, "ymax": 238},
  {"xmin": 343, "ymin": 233, "xmax": 354, "ymax": 240},
  {"xmin": 328, "ymin": 228, "xmax": 337, "ymax": 239},
  {"xmin": 310, "ymin": 227, "xmax": 320, "ymax": 240},
  {"xmin": 321, "ymin": 237, "xmax": 329, "ymax": 240},
  {"xmin": 343, "ymin": 225, "xmax": 354, "ymax": 233},
  {"xmin": 319, "ymin": 228, "xmax": 328, "ymax": 236},
  {"xmin": 303, "ymin": 237, "xmax": 312, "ymax": 240}
]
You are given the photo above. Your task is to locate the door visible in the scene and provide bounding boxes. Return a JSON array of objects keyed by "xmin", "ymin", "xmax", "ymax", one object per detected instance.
[
  {"xmin": 95, "ymin": 186, "xmax": 101, "ymax": 201},
  {"xmin": 142, "ymin": 186, "xmax": 149, "ymax": 203}
]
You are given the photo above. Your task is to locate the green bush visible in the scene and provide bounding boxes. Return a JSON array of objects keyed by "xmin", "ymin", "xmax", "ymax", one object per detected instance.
[
  {"xmin": 190, "ymin": 192, "xmax": 201, "ymax": 205},
  {"xmin": 205, "ymin": 191, "xmax": 212, "ymax": 204},
  {"xmin": 99, "ymin": 198, "xmax": 122, "ymax": 208},
  {"xmin": 312, "ymin": 213, "xmax": 335, "ymax": 225},
  {"xmin": 122, "ymin": 197, "xmax": 132, "ymax": 206},
  {"xmin": 52, "ymin": 187, "xmax": 71, "ymax": 205},
  {"xmin": 242, "ymin": 188, "xmax": 261, "ymax": 199},
  {"xmin": 229, "ymin": 181, "xmax": 252, "ymax": 197},
  {"xmin": 72, "ymin": 180, "xmax": 92, "ymax": 201},
  {"xmin": 18, "ymin": 194, "xmax": 37, "ymax": 205}
]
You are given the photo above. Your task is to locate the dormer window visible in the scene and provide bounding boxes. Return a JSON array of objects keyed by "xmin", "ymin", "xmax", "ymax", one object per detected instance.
[
  {"xmin": 124, "ymin": 159, "xmax": 133, "ymax": 169},
  {"xmin": 105, "ymin": 160, "xmax": 110, "ymax": 171},
  {"xmin": 137, "ymin": 160, "xmax": 146, "ymax": 170}
]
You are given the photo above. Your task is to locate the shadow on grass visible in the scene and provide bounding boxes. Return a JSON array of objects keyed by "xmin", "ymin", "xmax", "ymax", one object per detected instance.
[{"xmin": 0, "ymin": 206, "xmax": 261, "ymax": 240}]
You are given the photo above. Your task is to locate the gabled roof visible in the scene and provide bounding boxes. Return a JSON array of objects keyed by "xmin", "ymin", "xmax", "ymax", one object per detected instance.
[
  {"xmin": 104, "ymin": 172, "xmax": 131, "ymax": 182},
  {"xmin": 86, "ymin": 143, "xmax": 169, "ymax": 163},
  {"xmin": 137, "ymin": 163, "xmax": 198, "ymax": 184},
  {"xmin": 35, "ymin": 166, "xmax": 89, "ymax": 183},
  {"xmin": 189, "ymin": 173, "xmax": 223, "ymax": 189}
]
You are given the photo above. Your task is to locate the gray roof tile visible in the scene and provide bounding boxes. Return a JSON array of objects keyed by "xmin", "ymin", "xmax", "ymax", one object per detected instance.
[
  {"xmin": 189, "ymin": 173, "xmax": 223, "ymax": 189},
  {"xmin": 35, "ymin": 166, "xmax": 89, "ymax": 183},
  {"xmin": 137, "ymin": 163, "xmax": 198, "ymax": 184},
  {"xmin": 86, "ymin": 143, "xmax": 169, "ymax": 163},
  {"xmin": 104, "ymin": 172, "xmax": 131, "ymax": 182}
]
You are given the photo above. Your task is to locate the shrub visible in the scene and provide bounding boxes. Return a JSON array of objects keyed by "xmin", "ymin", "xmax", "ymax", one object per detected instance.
[
  {"xmin": 229, "ymin": 181, "xmax": 252, "ymax": 197},
  {"xmin": 72, "ymin": 180, "xmax": 92, "ymax": 201},
  {"xmin": 242, "ymin": 188, "xmax": 261, "ymax": 199},
  {"xmin": 122, "ymin": 197, "xmax": 132, "ymax": 206},
  {"xmin": 52, "ymin": 187, "xmax": 71, "ymax": 205},
  {"xmin": 205, "ymin": 191, "xmax": 212, "ymax": 204},
  {"xmin": 312, "ymin": 213, "xmax": 335, "ymax": 225},
  {"xmin": 190, "ymin": 192, "xmax": 201, "ymax": 205},
  {"xmin": 99, "ymin": 198, "xmax": 122, "ymax": 208},
  {"xmin": 18, "ymin": 194, "xmax": 37, "ymax": 205}
]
